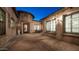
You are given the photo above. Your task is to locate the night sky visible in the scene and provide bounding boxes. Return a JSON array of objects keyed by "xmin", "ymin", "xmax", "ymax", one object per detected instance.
[{"xmin": 16, "ymin": 7, "xmax": 63, "ymax": 21}]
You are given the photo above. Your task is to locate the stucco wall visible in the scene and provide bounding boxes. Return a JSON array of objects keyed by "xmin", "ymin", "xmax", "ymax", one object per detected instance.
[
  {"xmin": 17, "ymin": 12, "xmax": 33, "ymax": 33},
  {"xmin": 0, "ymin": 7, "xmax": 17, "ymax": 47},
  {"xmin": 31, "ymin": 21, "xmax": 42, "ymax": 33},
  {"xmin": 42, "ymin": 7, "xmax": 79, "ymax": 45}
]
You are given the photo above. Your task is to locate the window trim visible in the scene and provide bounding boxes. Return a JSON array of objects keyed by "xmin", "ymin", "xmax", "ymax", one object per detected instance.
[
  {"xmin": 63, "ymin": 11, "xmax": 79, "ymax": 35},
  {"xmin": 46, "ymin": 20, "xmax": 51, "ymax": 32},
  {"xmin": 51, "ymin": 19, "xmax": 56, "ymax": 32}
]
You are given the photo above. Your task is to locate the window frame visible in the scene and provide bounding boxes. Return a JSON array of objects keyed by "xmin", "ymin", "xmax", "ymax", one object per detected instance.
[
  {"xmin": 46, "ymin": 19, "xmax": 56, "ymax": 33},
  {"xmin": 34, "ymin": 24, "xmax": 40, "ymax": 31},
  {"xmin": 63, "ymin": 11, "xmax": 79, "ymax": 35},
  {"xmin": 50, "ymin": 19, "xmax": 56, "ymax": 32},
  {"xmin": 46, "ymin": 20, "xmax": 51, "ymax": 32}
]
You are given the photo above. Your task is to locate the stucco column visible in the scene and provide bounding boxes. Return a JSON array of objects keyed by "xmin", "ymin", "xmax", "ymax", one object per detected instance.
[
  {"xmin": 42, "ymin": 21, "xmax": 46, "ymax": 33},
  {"xmin": 21, "ymin": 22, "xmax": 24, "ymax": 34},
  {"xmin": 29, "ymin": 22, "xmax": 32, "ymax": 33},
  {"xmin": 56, "ymin": 19, "xmax": 63, "ymax": 40},
  {"xmin": 6, "ymin": 13, "xmax": 9, "ymax": 36}
]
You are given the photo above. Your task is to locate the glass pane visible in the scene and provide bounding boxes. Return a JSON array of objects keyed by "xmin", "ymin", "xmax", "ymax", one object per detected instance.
[
  {"xmin": 46, "ymin": 21, "xmax": 51, "ymax": 31},
  {"xmin": 34, "ymin": 24, "xmax": 40, "ymax": 30},
  {"xmin": 72, "ymin": 13, "xmax": 79, "ymax": 33},
  {"xmin": 65, "ymin": 15, "xmax": 71, "ymax": 32},
  {"xmin": 37, "ymin": 25, "xmax": 39, "ymax": 30},
  {"xmin": 72, "ymin": 13, "xmax": 79, "ymax": 18},
  {"xmin": 51, "ymin": 20, "xmax": 56, "ymax": 32},
  {"xmin": 46, "ymin": 22, "xmax": 49, "ymax": 31}
]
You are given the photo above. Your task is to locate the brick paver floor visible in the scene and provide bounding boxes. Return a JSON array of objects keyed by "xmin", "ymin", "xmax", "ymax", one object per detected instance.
[{"xmin": 7, "ymin": 33, "xmax": 79, "ymax": 51}]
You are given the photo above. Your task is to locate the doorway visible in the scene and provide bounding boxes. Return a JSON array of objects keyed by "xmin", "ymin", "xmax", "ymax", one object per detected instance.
[{"xmin": 23, "ymin": 23, "xmax": 29, "ymax": 33}]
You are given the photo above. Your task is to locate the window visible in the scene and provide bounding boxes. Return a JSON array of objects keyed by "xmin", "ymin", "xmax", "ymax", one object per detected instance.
[
  {"xmin": 34, "ymin": 24, "xmax": 40, "ymax": 31},
  {"xmin": 64, "ymin": 12, "xmax": 79, "ymax": 34},
  {"xmin": 51, "ymin": 20, "xmax": 56, "ymax": 32},
  {"xmin": 0, "ymin": 8, "xmax": 6, "ymax": 35},
  {"xmin": 72, "ymin": 13, "xmax": 79, "ymax": 33},
  {"xmin": 46, "ymin": 21, "xmax": 51, "ymax": 31},
  {"xmin": 65, "ymin": 15, "xmax": 71, "ymax": 32},
  {"xmin": 46, "ymin": 20, "xmax": 56, "ymax": 32}
]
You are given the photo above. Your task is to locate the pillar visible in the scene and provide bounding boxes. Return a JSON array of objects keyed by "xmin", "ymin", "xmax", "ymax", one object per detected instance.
[
  {"xmin": 56, "ymin": 18, "xmax": 63, "ymax": 40},
  {"xmin": 21, "ymin": 22, "xmax": 24, "ymax": 34}
]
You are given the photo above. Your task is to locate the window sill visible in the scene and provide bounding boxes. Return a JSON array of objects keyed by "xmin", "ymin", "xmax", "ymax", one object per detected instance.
[
  {"xmin": 63, "ymin": 33, "xmax": 79, "ymax": 38},
  {"xmin": 46, "ymin": 32, "xmax": 56, "ymax": 35}
]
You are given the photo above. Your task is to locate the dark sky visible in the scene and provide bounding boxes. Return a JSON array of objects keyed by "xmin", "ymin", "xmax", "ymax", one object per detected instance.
[{"xmin": 16, "ymin": 7, "xmax": 63, "ymax": 21}]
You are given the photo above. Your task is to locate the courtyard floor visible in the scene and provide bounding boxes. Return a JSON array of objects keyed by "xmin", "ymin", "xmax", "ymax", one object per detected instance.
[{"xmin": 5, "ymin": 33, "xmax": 79, "ymax": 51}]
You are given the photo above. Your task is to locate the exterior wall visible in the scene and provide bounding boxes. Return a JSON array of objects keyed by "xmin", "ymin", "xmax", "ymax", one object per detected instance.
[
  {"xmin": 31, "ymin": 21, "xmax": 42, "ymax": 33},
  {"xmin": 17, "ymin": 11, "xmax": 33, "ymax": 33},
  {"xmin": 0, "ymin": 7, "xmax": 17, "ymax": 47},
  {"xmin": 19, "ymin": 12, "xmax": 32, "ymax": 23},
  {"xmin": 42, "ymin": 7, "xmax": 79, "ymax": 45}
]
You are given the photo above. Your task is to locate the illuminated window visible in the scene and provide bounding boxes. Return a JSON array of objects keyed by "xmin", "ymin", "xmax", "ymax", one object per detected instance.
[
  {"xmin": 46, "ymin": 21, "xmax": 51, "ymax": 32},
  {"xmin": 51, "ymin": 20, "xmax": 56, "ymax": 32},
  {"xmin": 65, "ymin": 15, "xmax": 71, "ymax": 32},
  {"xmin": 46, "ymin": 20, "xmax": 56, "ymax": 32},
  {"xmin": 34, "ymin": 24, "xmax": 40, "ymax": 31},
  {"xmin": 64, "ymin": 12, "xmax": 79, "ymax": 33}
]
